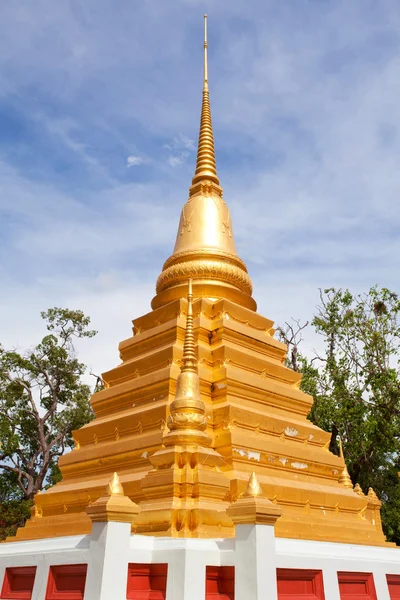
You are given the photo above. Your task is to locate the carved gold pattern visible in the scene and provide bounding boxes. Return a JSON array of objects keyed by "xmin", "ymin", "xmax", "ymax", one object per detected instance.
[
  {"xmin": 163, "ymin": 247, "xmax": 247, "ymax": 271},
  {"xmin": 156, "ymin": 258, "xmax": 252, "ymax": 296}
]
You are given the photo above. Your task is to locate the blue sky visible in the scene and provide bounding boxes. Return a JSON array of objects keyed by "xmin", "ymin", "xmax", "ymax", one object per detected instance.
[{"xmin": 0, "ymin": 0, "xmax": 399, "ymax": 376}]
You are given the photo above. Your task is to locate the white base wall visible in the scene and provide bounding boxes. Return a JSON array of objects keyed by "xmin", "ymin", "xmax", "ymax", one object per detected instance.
[{"xmin": 1, "ymin": 524, "xmax": 400, "ymax": 599}]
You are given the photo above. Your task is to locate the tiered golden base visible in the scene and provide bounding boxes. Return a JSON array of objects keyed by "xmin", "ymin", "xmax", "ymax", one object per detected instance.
[{"xmin": 9, "ymin": 298, "xmax": 390, "ymax": 546}]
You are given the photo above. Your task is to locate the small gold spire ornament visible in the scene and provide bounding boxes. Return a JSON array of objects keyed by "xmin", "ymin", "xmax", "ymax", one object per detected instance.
[
  {"xmin": 105, "ymin": 472, "xmax": 125, "ymax": 496},
  {"xmin": 367, "ymin": 487, "xmax": 379, "ymax": 501},
  {"xmin": 244, "ymin": 472, "xmax": 263, "ymax": 497},
  {"xmin": 338, "ymin": 438, "xmax": 353, "ymax": 489},
  {"xmin": 86, "ymin": 472, "xmax": 140, "ymax": 524},
  {"xmin": 227, "ymin": 472, "xmax": 282, "ymax": 526},
  {"xmin": 163, "ymin": 279, "xmax": 211, "ymax": 447},
  {"xmin": 354, "ymin": 483, "xmax": 365, "ymax": 496}
]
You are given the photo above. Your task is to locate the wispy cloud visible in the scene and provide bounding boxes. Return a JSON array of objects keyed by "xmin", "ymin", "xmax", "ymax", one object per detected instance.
[
  {"xmin": 0, "ymin": 0, "xmax": 399, "ymax": 375},
  {"xmin": 126, "ymin": 155, "xmax": 145, "ymax": 167},
  {"xmin": 164, "ymin": 133, "xmax": 196, "ymax": 167}
]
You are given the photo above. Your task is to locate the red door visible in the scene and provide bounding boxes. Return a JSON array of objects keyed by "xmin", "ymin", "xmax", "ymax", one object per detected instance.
[
  {"xmin": 337, "ymin": 572, "xmax": 377, "ymax": 600},
  {"xmin": 1, "ymin": 567, "xmax": 37, "ymax": 600},
  {"xmin": 387, "ymin": 575, "xmax": 400, "ymax": 599},
  {"xmin": 126, "ymin": 564, "xmax": 168, "ymax": 600},
  {"xmin": 277, "ymin": 569, "xmax": 325, "ymax": 600},
  {"xmin": 45, "ymin": 564, "xmax": 87, "ymax": 600},
  {"xmin": 206, "ymin": 567, "xmax": 234, "ymax": 600}
]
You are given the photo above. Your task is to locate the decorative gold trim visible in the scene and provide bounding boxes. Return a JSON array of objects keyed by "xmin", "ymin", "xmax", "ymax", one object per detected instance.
[
  {"xmin": 156, "ymin": 259, "xmax": 252, "ymax": 295},
  {"xmin": 163, "ymin": 248, "xmax": 248, "ymax": 271}
]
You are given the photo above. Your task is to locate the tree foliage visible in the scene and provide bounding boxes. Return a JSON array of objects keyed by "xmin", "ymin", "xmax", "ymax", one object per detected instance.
[
  {"xmin": 278, "ymin": 286, "xmax": 400, "ymax": 543},
  {"xmin": 0, "ymin": 471, "xmax": 32, "ymax": 540},
  {"xmin": 0, "ymin": 308, "xmax": 97, "ymax": 506}
]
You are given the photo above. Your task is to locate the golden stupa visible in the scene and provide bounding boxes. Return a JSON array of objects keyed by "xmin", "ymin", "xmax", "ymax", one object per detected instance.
[{"xmin": 12, "ymin": 16, "xmax": 388, "ymax": 546}]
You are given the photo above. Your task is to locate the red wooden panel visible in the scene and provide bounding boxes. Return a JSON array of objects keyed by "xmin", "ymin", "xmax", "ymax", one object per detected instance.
[
  {"xmin": 387, "ymin": 575, "xmax": 400, "ymax": 599},
  {"xmin": 338, "ymin": 572, "xmax": 377, "ymax": 600},
  {"xmin": 45, "ymin": 564, "xmax": 87, "ymax": 600},
  {"xmin": 206, "ymin": 566, "xmax": 234, "ymax": 600},
  {"xmin": 126, "ymin": 564, "xmax": 168, "ymax": 600},
  {"xmin": 1, "ymin": 567, "xmax": 37, "ymax": 600},
  {"xmin": 277, "ymin": 569, "xmax": 325, "ymax": 600}
]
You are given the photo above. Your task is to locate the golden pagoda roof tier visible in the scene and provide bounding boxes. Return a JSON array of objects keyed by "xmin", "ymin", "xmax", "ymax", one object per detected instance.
[{"xmin": 152, "ymin": 16, "xmax": 255, "ymax": 312}]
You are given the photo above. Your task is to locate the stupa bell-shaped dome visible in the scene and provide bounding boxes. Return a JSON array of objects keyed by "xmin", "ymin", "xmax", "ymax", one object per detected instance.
[{"xmin": 152, "ymin": 16, "xmax": 255, "ymax": 312}]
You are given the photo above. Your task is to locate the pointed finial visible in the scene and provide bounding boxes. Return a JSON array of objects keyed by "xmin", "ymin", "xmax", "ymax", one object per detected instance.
[
  {"xmin": 105, "ymin": 472, "xmax": 124, "ymax": 497},
  {"xmin": 163, "ymin": 279, "xmax": 210, "ymax": 446},
  {"xmin": 204, "ymin": 14, "xmax": 208, "ymax": 91},
  {"xmin": 354, "ymin": 483, "xmax": 365, "ymax": 496},
  {"xmin": 367, "ymin": 487, "xmax": 379, "ymax": 501},
  {"xmin": 338, "ymin": 438, "xmax": 353, "ymax": 489},
  {"xmin": 191, "ymin": 14, "xmax": 220, "ymax": 189},
  {"xmin": 244, "ymin": 472, "xmax": 263, "ymax": 498},
  {"xmin": 181, "ymin": 279, "xmax": 197, "ymax": 373}
]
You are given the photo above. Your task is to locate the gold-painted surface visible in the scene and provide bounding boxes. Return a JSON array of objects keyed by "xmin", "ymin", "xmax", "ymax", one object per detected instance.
[
  {"xmin": 365, "ymin": 487, "xmax": 384, "ymax": 536},
  {"xmin": 135, "ymin": 279, "xmax": 232, "ymax": 537},
  {"xmin": 244, "ymin": 472, "xmax": 263, "ymax": 498},
  {"xmin": 354, "ymin": 483, "xmax": 365, "ymax": 496},
  {"xmin": 8, "ymin": 17, "xmax": 393, "ymax": 547},
  {"xmin": 106, "ymin": 472, "xmax": 125, "ymax": 496},
  {"xmin": 163, "ymin": 280, "xmax": 210, "ymax": 447},
  {"xmin": 228, "ymin": 472, "xmax": 283, "ymax": 526},
  {"xmin": 152, "ymin": 15, "xmax": 254, "ymax": 312},
  {"xmin": 10, "ymin": 297, "xmax": 392, "ymax": 545},
  {"xmin": 86, "ymin": 472, "xmax": 140, "ymax": 524},
  {"xmin": 338, "ymin": 439, "xmax": 353, "ymax": 489}
]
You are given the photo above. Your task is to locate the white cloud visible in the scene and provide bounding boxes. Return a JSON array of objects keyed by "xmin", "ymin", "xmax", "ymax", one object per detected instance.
[
  {"xmin": 1, "ymin": 0, "xmax": 400, "ymax": 377},
  {"xmin": 164, "ymin": 133, "xmax": 196, "ymax": 167},
  {"xmin": 127, "ymin": 155, "xmax": 145, "ymax": 167},
  {"xmin": 167, "ymin": 155, "xmax": 186, "ymax": 167}
]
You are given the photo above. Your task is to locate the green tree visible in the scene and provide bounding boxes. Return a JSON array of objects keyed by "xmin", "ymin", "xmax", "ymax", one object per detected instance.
[
  {"xmin": 278, "ymin": 287, "xmax": 400, "ymax": 544},
  {"xmin": 0, "ymin": 471, "xmax": 32, "ymax": 540},
  {"xmin": 0, "ymin": 308, "xmax": 97, "ymax": 506}
]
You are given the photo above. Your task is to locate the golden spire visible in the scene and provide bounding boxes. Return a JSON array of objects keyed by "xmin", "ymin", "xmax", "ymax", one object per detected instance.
[
  {"xmin": 163, "ymin": 279, "xmax": 211, "ymax": 447},
  {"xmin": 181, "ymin": 278, "xmax": 197, "ymax": 373},
  {"xmin": 367, "ymin": 487, "xmax": 379, "ymax": 502},
  {"xmin": 354, "ymin": 483, "xmax": 365, "ymax": 496},
  {"xmin": 203, "ymin": 14, "xmax": 208, "ymax": 90},
  {"xmin": 191, "ymin": 14, "xmax": 219, "ymax": 188},
  {"xmin": 105, "ymin": 472, "xmax": 124, "ymax": 497},
  {"xmin": 244, "ymin": 472, "xmax": 263, "ymax": 498},
  {"xmin": 86, "ymin": 472, "xmax": 140, "ymax": 524},
  {"xmin": 338, "ymin": 438, "xmax": 353, "ymax": 489},
  {"xmin": 152, "ymin": 17, "xmax": 255, "ymax": 312}
]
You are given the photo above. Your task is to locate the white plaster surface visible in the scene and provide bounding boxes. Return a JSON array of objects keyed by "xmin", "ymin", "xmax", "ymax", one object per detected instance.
[{"xmin": 1, "ymin": 527, "xmax": 400, "ymax": 599}]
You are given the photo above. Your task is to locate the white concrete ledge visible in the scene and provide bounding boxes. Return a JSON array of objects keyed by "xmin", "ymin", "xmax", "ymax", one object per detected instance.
[{"xmin": 0, "ymin": 527, "xmax": 399, "ymax": 599}]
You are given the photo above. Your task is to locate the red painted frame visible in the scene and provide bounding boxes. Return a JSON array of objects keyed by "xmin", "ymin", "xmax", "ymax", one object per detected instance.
[
  {"xmin": 205, "ymin": 566, "xmax": 235, "ymax": 600},
  {"xmin": 45, "ymin": 564, "xmax": 87, "ymax": 600},
  {"xmin": 337, "ymin": 572, "xmax": 377, "ymax": 600},
  {"xmin": 387, "ymin": 575, "xmax": 400, "ymax": 599},
  {"xmin": 277, "ymin": 569, "xmax": 325, "ymax": 600},
  {"xmin": 126, "ymin": 563, "xmax": 168, "ymax": 600},
  {"xmin": 1, "ymin": 567, "xmax": 37, "ymax": 600}
]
